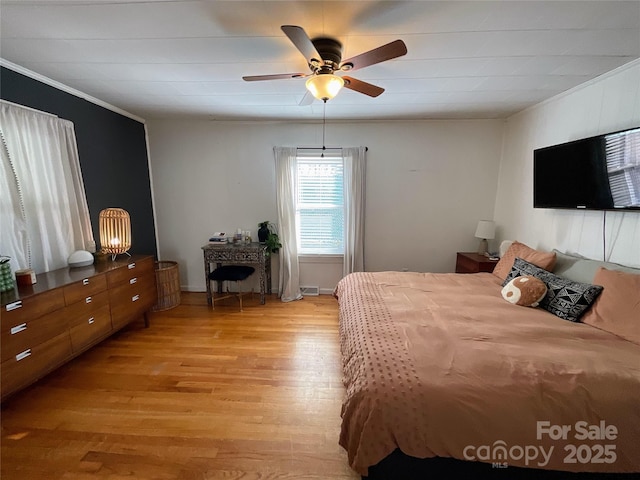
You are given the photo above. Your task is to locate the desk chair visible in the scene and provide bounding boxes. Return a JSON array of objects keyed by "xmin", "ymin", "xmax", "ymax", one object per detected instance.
[{"xmin": 208, "ymin": 265, "xmax": 255, "ymax": 311}]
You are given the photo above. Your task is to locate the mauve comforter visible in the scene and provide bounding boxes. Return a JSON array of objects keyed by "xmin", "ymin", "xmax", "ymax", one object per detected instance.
[{"xmin": 334, "ymin": 271, "xmax": 640, "ymax": 475}]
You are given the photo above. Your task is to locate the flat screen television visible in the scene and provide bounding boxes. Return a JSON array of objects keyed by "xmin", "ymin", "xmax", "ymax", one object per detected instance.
[{"xmin": 533, "ymin": 127, "xmax": 640, "ymax": 211}]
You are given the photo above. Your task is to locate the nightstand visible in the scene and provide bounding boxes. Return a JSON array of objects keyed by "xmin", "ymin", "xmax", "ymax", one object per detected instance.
[{"xmin": 455, "ymin": 252, "xmax": 499, "ymax": 273}]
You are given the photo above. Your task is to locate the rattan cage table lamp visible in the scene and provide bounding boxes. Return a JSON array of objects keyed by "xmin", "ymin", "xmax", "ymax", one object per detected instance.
[{"xmin": 99, "ymin": 208, "xmax": 131, "ymax": 260}]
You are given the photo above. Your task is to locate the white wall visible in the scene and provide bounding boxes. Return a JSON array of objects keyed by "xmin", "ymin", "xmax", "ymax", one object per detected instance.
[
  {"xmin": 494, "ymin": 60, "xmax": 640, "ymax": 268},
  {"xmin": 147, "ymin": 119, "xmax": 504, "ymax": 292}
]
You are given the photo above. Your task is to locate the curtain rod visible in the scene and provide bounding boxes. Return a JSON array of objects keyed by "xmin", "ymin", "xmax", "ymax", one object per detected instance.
[{"xmin": 296, "ymin": 146, "xmax": 368, "ymax": 151}]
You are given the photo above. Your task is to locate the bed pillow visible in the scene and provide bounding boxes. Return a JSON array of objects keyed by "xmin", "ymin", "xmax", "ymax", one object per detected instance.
[
  {"xmin": 501, "ymin": 275, "xmax": 547, "ymax": 307},
  {"xmin": 502, "ymin": 256, "xmax": 547, "ymax": 285},
  {"xmin": 581, "ymin": 268, "xmax": 640, "ymax": 344},
  {"xmin": 499, "ymin": 240, "xmax": 514, "ymax": 258},
  {"xmin": 492, "ymin": 241, "xmax": 556, "ymax": 282},
  {"xmin": 504, "ymin": 257, "xmax": 604, "ymax": 322},
  {"xmin": 552, "ymin": 249, "xmax": 640, "ymax": 284}
]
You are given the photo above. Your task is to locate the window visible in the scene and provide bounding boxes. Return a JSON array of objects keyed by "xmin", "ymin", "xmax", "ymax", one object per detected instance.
[
  {"xmin": 0, "ymin": 102, "xmax": 94, "ymax": 273},
  {"xmin": 296, "ymin": 150, "xmax": 344, "ymax": 255},
  {"xmin": 274, "ymin": 145, "xmax": 365, "ymax": 300},
  {"xmin": 605, "ymin": 128, "xmax": 640, "ymax": 207}
]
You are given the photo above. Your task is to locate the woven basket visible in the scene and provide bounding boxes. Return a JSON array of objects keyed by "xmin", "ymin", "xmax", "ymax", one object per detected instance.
[{"xmin": 152, "ymin": 261, "xmax": 180, "ymax": 311}]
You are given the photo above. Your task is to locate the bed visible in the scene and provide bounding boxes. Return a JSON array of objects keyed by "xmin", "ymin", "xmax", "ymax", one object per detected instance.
[{"xmin": 334, "ymin": 242, "xmax": 640, "ymax": 479}]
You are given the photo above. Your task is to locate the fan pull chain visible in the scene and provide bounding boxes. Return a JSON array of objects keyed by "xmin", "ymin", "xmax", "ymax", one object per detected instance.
[{"xmin": 321, "ymin": 99, "xmax": 327, "ymax": 157}]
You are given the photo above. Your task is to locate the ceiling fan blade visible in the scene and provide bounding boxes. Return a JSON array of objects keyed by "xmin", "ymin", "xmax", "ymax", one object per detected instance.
[
  {"xmin": 299, "ymin": 90, "xmax": 314, "ymax": 106},
  {"xmin": 243, "ymin": 73, "xmax": 308, "ymax": 81},
  {"xmin": 340, "ymin": 39, "xmax": 407, "ymax": 71},
  {"xmin": 342, "ymin": 76, "xmax": 385, "ymax": 97},
  {"xmin": 281, "ymin": 25, "xmax": 325, "ymax": 66}
]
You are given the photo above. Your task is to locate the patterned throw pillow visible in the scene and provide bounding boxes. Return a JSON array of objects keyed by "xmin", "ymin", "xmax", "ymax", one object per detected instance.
[
  {"xmin": 503, "ymin": 257, "xmax": 554, "ymax": 285},
  {"xmin": 504, "ymin": 258, "xmax": 604, "ymax": 322}
]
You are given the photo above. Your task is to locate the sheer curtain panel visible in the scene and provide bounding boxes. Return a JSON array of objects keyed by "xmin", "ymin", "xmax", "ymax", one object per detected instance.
[
  {"xmin": 274, "ymin": 146, "xmax": 303, "ymax": 302},
  {"xmin": 343, "ymin": 146, "xmax": 366, "ymax": 275},
  {"xmin": 0, "ymin": 102, "xmax": 94, "ymax": 274}
]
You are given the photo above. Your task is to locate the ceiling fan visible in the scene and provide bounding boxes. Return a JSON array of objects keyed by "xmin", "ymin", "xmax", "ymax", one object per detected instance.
[{"xmin": 242, "ymin": 25, "xmax": 407, "ymax": 103}]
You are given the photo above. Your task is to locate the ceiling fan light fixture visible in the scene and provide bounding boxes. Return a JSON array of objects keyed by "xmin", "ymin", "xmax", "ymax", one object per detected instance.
[{"xmin": 305, "ymin": 74, "xmax": 344, "ymax": 101}]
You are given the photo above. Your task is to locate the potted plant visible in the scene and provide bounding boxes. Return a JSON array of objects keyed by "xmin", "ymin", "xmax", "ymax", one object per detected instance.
[
  {"xmin": 258, "ymin": 221, "xmax": 271, "ymax": 243},
  {"xmin": 258, "ymin": 221, "xmax": 281, "ymax": 254},
  {"xmin": 265, "ymin": 231, "xmax": 282, "ymax": 255}
]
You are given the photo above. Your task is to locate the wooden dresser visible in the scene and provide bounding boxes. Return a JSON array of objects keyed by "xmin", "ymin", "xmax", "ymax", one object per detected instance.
[{"xmin": 1, "ymin": 255, "xmax": 156, "ymax": 402}]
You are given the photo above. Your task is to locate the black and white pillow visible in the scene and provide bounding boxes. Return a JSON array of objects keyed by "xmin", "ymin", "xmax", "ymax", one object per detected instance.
[
  {"xmin": 503, "ymin": 257, "xmax": 604, "ymax": 322},
  {"xmin": 502, "ymin": 257, "xmax": 549, "ymax": 285}
]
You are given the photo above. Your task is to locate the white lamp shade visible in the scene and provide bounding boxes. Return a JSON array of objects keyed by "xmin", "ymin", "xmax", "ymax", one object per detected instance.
[
  {"xmin": 305, "ymin": 74, "xmax": 344, "ymax": 101},
  {"xmin": 475, "ymin": 220, "xmax": 496, "ymax": 240}
]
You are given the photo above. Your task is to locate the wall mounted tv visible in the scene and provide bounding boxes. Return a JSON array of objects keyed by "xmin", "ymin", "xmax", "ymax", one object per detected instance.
[{"xmin": 533, "ymin": 127, "xmax": 640, "ymax": 211}]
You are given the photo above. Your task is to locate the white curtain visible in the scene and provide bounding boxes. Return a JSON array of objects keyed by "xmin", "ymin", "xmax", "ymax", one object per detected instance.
[
  {"xmin": 274, "ymin": 146, "xmax": 303, "ymax": 302},
  {"xmin": 343, "ymin": 146, "xmax": 366, "ymax": 276},
  {"xmin": 0, "ymin": 102, "xmax": 94, "ymax": 274}
]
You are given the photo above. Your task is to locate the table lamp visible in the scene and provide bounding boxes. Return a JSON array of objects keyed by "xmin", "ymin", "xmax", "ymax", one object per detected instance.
[
  {"xmin": 99, "ymin": 208, "xmax": 131, "ymax": 260},
  {"xmin": 475, "ymin": 220, "xmax": 495, "ymax": 256}
]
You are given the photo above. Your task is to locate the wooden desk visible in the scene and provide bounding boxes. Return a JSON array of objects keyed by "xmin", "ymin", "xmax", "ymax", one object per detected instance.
[{"xmin": 202, "ymin": 243, "xmax": 271, "ymax": 306}]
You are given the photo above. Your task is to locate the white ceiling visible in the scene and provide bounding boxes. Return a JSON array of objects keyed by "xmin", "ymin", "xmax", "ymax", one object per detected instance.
[{"xmin": 1, "ymin": 0, "xmax": 639, "ymax": 122}]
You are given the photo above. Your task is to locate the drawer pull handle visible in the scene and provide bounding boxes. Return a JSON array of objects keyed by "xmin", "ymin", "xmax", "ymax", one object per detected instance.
[
  {"xmin": 83, "ymin": 278, "xmax": 90, "ymax": 286},
  {"xmin": 88, "ymin": 317, "xmax": 95, "ymax": 324},
  {"xmin": 85, "ymin": 296, "xmax": 92, "ymax": 304},
  {"xmin": 132, "ymin": 294, "xmax": 140, "ymax": 302},
  {"xmin": 16, "ymin": 349, "xmax": 32, "ymax": 362},
  {"xmin": 6, "ymin": 301, "xmax": 23, "ymax": 312},
  {"xmin": 128, "ymin": 263, "xmax": 136, "ymax": 270},
  {"xmin": 130, "ymin": 277, "xmax": 137, "ymax": 284},
  {"xmin": 11, "ymin": 323, "xmax": 27, "ymax": 335}
]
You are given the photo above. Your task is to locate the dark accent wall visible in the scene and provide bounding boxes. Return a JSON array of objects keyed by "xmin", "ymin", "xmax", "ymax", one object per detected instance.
[{"xmin": 1, "ymin": 66, "xmax": 157, "ymax": 257}]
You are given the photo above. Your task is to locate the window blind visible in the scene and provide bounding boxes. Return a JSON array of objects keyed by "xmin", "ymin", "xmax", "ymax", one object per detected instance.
[
  {"xmin": 605, "ymin": 128, "xmax": 640, "ymax": 207},
  {"xmin": 296, "ymin": 152, "xmax": 344, "ymax": 254}
]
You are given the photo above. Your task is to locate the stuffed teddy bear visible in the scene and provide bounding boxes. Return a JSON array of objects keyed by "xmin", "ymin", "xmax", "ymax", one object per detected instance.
[{"xmin": 501, "ymin": 275, "xmax": 547, "ymax": 308}]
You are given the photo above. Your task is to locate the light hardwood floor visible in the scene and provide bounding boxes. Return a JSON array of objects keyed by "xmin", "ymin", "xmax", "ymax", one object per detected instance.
[{"xmin": 1, "ymin": 292, "xmax": 360, "ymax": 480}]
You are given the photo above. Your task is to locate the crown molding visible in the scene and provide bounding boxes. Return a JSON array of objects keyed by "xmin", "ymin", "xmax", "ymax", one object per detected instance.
[{"xmin": 0, "ymin": 58, "xmax": 146, "ymax": 124}]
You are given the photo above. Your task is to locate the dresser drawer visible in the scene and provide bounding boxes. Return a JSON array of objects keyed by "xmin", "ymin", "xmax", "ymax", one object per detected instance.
[
  {"xmin": 1, "ymin": 308, "xmax": 68, "ymax": 363},
  {"xmin": 69, "ymin": 304, "xmax": 112, "ymax": 353},
  {"xmin": 106, "ymin": 257, "xmax": 154, "ymax": 287},
  {"xmin": 63, "ymin": 273, "xmax": 107, "ymax": 306},
  {"xmin": 109, "ymin": 272, "xmax": 156, "ymax": 330},
  {"xmin": 2, "ymin": 289, "xmax": 65, "ymax": 325},
  {"xmin": 66, "ymin": 290, "xmax": 110, "ymax": 327},
  {"xmin": 1, "ymin": 331, "xmax": 72, "ymax": 397}
]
